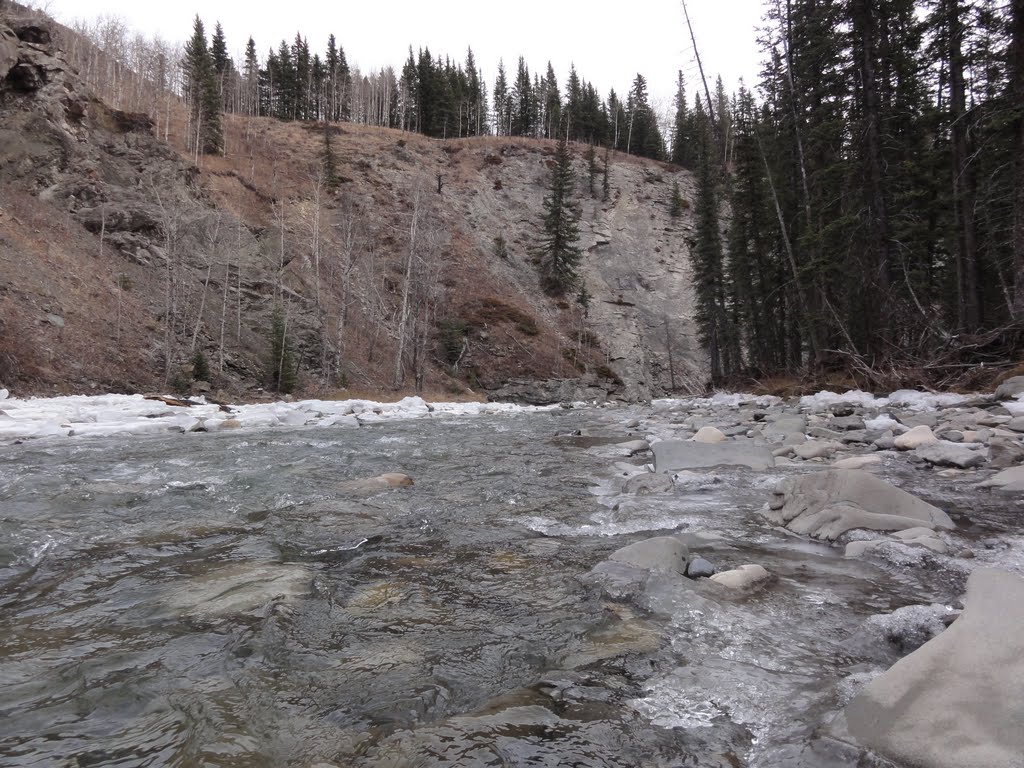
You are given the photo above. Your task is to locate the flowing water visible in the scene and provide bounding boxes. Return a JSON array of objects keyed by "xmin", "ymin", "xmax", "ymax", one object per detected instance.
[{"xmin": 1, "ymin": 406, "xmax": 1019, "ymax": 767}]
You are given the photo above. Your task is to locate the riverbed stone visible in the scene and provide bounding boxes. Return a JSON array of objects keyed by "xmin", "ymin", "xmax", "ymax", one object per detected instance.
[
  {"xmin": 622, "ymin": 472, "xmax": 674, "ymax": 495},
  {"xmin": 685, "ymin": 556, "xmax": 715, "ymax": 578},
  {"xmin": 652, "ymin": 440, "xmax": 775, "ymax": 472},
  {"xmin": 845, "ymin": 568, "xmax": 1024, "ymax": 768},
  {"xmin": 832, "ymin": 454, "xmax": 881, "ymax": 470},
  {"xmin": 709, "ymin": 563, "xmax": 771, "ymax": 589},
  {"xmin": 894, "ymin": 425, "xmax": 938, "ymax": 450},
  {"xmin": 914, "ymin": 442, "xmax": 987, "ymax": 469},
  {"xmin": 994, "ymin": 376, "xmax": 1024, "ymax": 400},
  {"xmin": 793, "ymin": 439, "xmax": 843, "ymax": 460},
  {"xmin": 978, "ymin": 465, "xmax": 1024, "ymax": 493},
  {"xmin": 763, "ymin": 469, "xmax": 954, "ymax": 541},
  {"xmin": 988, "ymin": 436, "xmax": 1024, "ymax": 468},
  {"xmin": 338, "ymin": 472, "xmax": 414, "ymax": 492},
  {"xmin": 690, "ymin": 426, "xmax": 726, "ymax": 443},
  {"xmin": 762, "ymin": 415, "xmax": 808, "ymax": 445},
  {"xmin": 610, "ymin": 438, "xmax": 651, "ymax": 457},
  {"xmin": 165, "ymin": 562, "xmax": 311, "ymax": 619},
  {"xmin": 608, "ymin": 536, "xmax": 689, "ymax": 574}
]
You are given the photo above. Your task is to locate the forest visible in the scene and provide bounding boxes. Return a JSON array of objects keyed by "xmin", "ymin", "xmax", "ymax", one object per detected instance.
[{"xmin": 62, "ymin": 0, "xmax": 1024, "ymax": 390}]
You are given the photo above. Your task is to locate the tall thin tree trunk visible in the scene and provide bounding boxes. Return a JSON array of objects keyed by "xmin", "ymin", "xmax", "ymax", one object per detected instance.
[
  {"xmin": 851, "ymin": 0, "xmax": 891, "ymax": 353},
  {"xmin": 947, "ymin": 0, "xmax": 981, "ymax": 330},
  {"xmin": 1011, "ymin": 0, "xmax": 1024, "ymax": 321}
]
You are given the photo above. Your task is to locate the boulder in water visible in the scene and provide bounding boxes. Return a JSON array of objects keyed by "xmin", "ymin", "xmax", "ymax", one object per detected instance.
[
  {"xmin": 608, "ymin": 536, "xmax": 689, "ymax": 575},
  {"xmin": 845, "ymin": 568, "xmax": 1024, "ymax": 768},
  {"xmin": 685, "ymin": 556, "xmax": 715, "ymax": 578},
  {"xmin": 709, "ymin": 564, "xmax": 771, "ymax": 589},
  {"xmin": 763, "ymin": 469, "xmax": 954, "ymax": 541}
]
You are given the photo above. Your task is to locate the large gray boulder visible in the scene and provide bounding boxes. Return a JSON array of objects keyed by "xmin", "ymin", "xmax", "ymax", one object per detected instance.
[
  {"xmin": 846, "ymin": 568, "xmax": 1024, "ymax": 768},
  {"xmin": 763, "ymin": 469, "xmax": 954, "ymax": 541},
  {"xmin": 652, "ymin": 439, "xmax": 775, "ymax": 472}
]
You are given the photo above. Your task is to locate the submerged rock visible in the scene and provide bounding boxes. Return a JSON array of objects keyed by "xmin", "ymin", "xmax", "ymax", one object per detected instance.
[
  {"xmin": 164, "ymin": 562, "xmax": 311, "ymax": 620},
  {"xmin": 763, "ymin": 469, "xmax": 954, "ymax": 541},
  {"xmin": 622, "ymin": 472, "xmax": 674, "ymax": 495},
  {"xmin": 338, "ymin": 472, "xmax": 414, "ymax": 492},
  {"xmin": 846, "ymin": 568, "xmax": 1024, "ymax": 768}
]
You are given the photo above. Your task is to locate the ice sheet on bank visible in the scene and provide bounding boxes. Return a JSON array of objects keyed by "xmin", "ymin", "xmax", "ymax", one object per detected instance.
[{"xmin": 0, "ymin": 393, "xmax": 557, "ymax": 443}]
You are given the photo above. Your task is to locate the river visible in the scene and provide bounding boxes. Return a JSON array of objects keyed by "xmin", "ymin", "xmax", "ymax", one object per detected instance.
[{"xmin": 1, "ymin": 402, "xmax": 1019, "ymax": 767}]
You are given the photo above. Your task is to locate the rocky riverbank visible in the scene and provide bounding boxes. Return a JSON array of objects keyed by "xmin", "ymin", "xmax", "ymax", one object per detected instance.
[{"xmin": 570, "ymin": 378, "xmax": 1024, "ymax": 766}]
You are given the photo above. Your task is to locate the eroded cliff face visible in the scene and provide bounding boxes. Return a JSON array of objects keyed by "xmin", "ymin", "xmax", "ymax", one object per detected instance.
[{"xmin": 0, "ymin": 10, "xmax": 706, "ymax": 401}]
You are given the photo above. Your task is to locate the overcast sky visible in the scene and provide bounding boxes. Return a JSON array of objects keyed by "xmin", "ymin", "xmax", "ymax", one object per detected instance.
[{"xmin": 42, "ymin": 0, "xmax": 767, "ymax": 115}]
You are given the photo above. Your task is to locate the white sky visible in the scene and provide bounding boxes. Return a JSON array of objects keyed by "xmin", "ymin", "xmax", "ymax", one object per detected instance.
[{"xmin": 42, "ymin": 0, "xmax": 766, "ymax": 115}]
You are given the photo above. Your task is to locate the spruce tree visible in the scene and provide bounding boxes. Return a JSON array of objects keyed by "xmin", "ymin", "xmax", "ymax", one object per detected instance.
[
  {"xmin": 183, "ymin": 16, "xmax": 222, "ymax": 155},
  {"xmin": 534, "ymin": 136, "xmax": 582, "ymax": 295},
  {"xmin": 671, "ymin": 71, "xmax": 694, "ymax": 168},
  {"xmin": 691, "ymin": 104, "xmax": 732, "ymax": 380},
  {"xmin": 492, "ymin": 60, "xmax": 508, "ymax": 136},
  {"xmin": 243, "ymin": 37, "xmax": 259, "ymax": 116}
]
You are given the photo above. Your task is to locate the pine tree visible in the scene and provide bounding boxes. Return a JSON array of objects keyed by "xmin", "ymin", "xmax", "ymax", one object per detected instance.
[
  {"xmin": 534, "ymin": 136, "xmax": 582, "ymax": 295},
  {"xmin": 243, "ymin": 36, "xmax": 259, "ymax": 116},
  {"xmin": 625, "ymin": 73, "xmax": 664, "ymax": 160},
  {"xmin": 492, "ymin": 60, "xmax": 509, "ymax": 136},
  {"xmin": 183, "ymin": 16, "xmax": 222, "ymax": 155},
  {"xmin": 669, "ymin": 180, "xmax": 685, "ymax": 218},
  {"xmin": 671, "ymin": 71, "xmax": 695, "ymax": 168},
  {"xmin": 543, "ymin": 62, "xmax": 561, "ymax": 139},
  {"xmin": 691, "ymin": 103, "xmax": 732, "ymax": 379},
  {"xmin": 511, "ymin": 56, "xmax": 532, "ymax": 136},
  {"xmin": 210, "ymin": 21, "xmax": 230, "ymax": 109}
]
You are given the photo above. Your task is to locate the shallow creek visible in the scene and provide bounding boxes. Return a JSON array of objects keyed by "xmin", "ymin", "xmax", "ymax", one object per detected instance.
[{"xmin": 1, "ymin": 405, "xmax": 1020, "ymax": 767}]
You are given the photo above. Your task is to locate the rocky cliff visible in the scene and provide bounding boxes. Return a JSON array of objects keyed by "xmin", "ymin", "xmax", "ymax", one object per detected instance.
[{"xmin": 0, "ymin": 8, "xmax": 706, "ymax": 402}]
